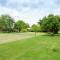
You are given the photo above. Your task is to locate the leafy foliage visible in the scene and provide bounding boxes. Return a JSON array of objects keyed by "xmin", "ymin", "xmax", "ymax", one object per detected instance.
[
  {"xmin": 14, "ymin": 20, "xmax": 29, "ymax": 32},
  {"xmin": 0, "ymin": 15, "xmax": 14, "ymax": 32},
  {"xmin": 31, "ymin": 24, "xmax": 40, "ymax": 32},
  {"xmin": 38, "ymin": 14, "xmax": 60, "ymax": 34}
]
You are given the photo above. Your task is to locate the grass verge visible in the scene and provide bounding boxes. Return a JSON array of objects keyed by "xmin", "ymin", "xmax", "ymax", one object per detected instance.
[{"xmin": 0, "ymin": 35, "xmax": 60, "ymax": 60}]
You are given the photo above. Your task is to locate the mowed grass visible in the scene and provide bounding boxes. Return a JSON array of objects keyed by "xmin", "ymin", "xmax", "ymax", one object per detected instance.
[{"xmin": 0, "ymin": 34, "xmax": 60, "ymax": 60}]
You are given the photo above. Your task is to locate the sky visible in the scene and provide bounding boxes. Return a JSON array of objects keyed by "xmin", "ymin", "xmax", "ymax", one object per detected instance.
[{"xmin": 0, "ymin": 0, "xmax": 60, "ymax": 25}]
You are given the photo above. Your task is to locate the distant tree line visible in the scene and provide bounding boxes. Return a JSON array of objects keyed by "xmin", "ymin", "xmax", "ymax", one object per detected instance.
[
  {"xmin": 0, "ymin": 14, "xmax": 60, "ymax": 35},
  {"xmin": 30, "ymin": 14, "xmax": 60, "ymax": 35},
  {"xmin": 0, "ymin": 14, "xmax": 29, "ymax": 33}
]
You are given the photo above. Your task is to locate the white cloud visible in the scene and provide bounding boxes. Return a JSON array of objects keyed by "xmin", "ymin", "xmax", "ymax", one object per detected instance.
[{"xmin": 0, "ymin": 0, "xmax": 60, "ymax": 26}]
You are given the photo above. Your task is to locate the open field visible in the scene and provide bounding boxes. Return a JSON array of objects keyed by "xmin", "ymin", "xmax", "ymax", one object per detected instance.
[
  {"xmin": 0, "ymin": 33, "xmax": 60, "ymax": 60},
  {"xmin": 0, "ymin": 32, "xmax": 44, "ymax": 43}
]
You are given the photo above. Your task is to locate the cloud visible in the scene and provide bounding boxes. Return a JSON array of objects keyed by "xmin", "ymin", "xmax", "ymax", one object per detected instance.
[
  {"xmin": 0, "ymin": 0, "xmax": 60, "ymax": 25},
  {"xmin": 3, "ymin": 0, "xmax": 60, "ymax": 10}
]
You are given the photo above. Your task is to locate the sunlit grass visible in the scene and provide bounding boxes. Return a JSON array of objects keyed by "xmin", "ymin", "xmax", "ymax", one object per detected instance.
[{"xmin": 0, "ymin": 34, "xmax": 60, "ymax": 60}]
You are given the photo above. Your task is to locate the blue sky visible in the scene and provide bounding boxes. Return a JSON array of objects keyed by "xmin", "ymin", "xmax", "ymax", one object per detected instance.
[{"xmin": 0, "ymin": 0, "xmax": 60, "ymax": 25}]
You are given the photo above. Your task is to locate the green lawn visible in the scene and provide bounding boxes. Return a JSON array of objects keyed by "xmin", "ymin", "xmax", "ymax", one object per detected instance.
[{"xmin": 0, "ymin": 34, "xmax": 60, "ymax": 60}]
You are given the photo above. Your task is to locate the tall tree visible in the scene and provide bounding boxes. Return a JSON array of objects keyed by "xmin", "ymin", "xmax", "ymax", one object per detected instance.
[
  {"xmin": 0, "ymin": 15, "xmax": 14, "ymax": 32},
  {"xmin": 38, "ymin": 14, "xmax": 60, "ymax": 34},
  {"xmin": 14, "ymin": 20, "xmax": 29, "ymax": 32}
]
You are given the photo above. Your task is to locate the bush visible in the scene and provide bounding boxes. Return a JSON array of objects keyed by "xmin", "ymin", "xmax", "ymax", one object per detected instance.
[{"xmin": 21, "ymin": 29, "xmax": 28, "ymax": 32}]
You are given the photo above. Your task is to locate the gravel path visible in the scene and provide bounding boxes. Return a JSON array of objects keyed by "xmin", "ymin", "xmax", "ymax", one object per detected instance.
[{"xmin": 0, "ymin": 32, "xmax": 44, "ymax": 44}]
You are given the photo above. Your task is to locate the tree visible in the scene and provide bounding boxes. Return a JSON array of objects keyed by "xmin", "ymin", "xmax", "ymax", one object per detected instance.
[
  {"xmin": 38, "ymin": 14, "xmax": 60, "ymax": 34},
  {"xmin": 31, "ymin": 24, "xmax": 40, "ymax": 32},
  {"xmin": 0, "ymin": 15, "xmax": 14, "ymax": 32},
  {"xmin": 14, "ymin": 20, "xmax": 29, "ymax": 32},
  {"xmin": 31, "ymin": 24, "xmax": 40, "ymax": 36}
]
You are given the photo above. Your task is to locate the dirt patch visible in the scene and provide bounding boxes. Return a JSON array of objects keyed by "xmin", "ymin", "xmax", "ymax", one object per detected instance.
[{"xmin": 0, "ymin": 32, "xmax": 43, "ymax": 44}]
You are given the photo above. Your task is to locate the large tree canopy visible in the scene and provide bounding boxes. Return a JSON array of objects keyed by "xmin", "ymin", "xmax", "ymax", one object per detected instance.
[
  {"xmin": 14, "ymin": 20, "xmax": 29, "ymax": 32},
  {"xmin": 0, "ymin": 15, "xmax": 14, "ymax": 32},
  {"xmin": 38, "ymin": 14, "xmax": 60, "ymax": 34}
]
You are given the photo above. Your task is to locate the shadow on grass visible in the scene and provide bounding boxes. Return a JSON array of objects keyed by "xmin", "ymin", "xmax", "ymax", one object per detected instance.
[{"xmin": 41, "ymin": 33, "xmax": 60, "ymax": 37}]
